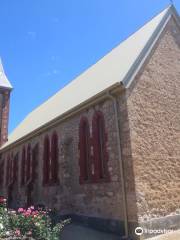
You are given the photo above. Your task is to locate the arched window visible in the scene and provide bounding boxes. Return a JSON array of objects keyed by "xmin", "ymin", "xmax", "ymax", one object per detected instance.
[
  {"xmin": 92, "ymin": 111, "xmax": 109, "ymax": 181},
  {"xmin": 51, "ymin": 132, "xmax": 58, "ymax": 183},
  {"xmin": 26, "ymin": 144, "xmax": 31, "ymax": 183},
  {"xmin": 79, "ymin": 117, "xmax": 91, "ymax": 184},
  {"xmin": 6, "ymin": 155, "xmax": 10, "ymax": 186},
  {"xmin": 13, "ymin": 153, "xmax": 19, "ymax": 183},
  {"xmin": 10, "ymin": 153, "xmax": 13, "ymax": 184},
  {"xmin": 43, "ymin": 136, "xmax": 50, "ymax": 185},
  {"xmin": 21, "ymin": 147, "xmax": 26, "ymax": 186},
  {"xmin": 7, "ymin": 153, "xmax": 14, "ymax": 185},
  {"xmin": 32, "ymin": 144, "xmax": 39, "ymax": 181}
]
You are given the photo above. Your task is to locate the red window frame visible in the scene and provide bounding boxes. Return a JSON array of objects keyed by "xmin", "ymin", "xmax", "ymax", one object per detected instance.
[
  {"xmin": 32, "ymin": 143, "xmax": 39, "ymax": 182},
  {"xmin": 13, "ymin": 153, "xmax": 18, "ymax": 183},
  {"xmin": 21, "ymin": 147, "xmax": 26, "ymax": 186},
  {"xmin": 6, "ymin": 155, "xmax": 10, "ymax": 186},
  {"xmin": 43, "ymin": 136, "xmax": 50, "ymax": 185},
  {"xmin": 92, "ymin": 111, "xmax": 109, "ymax": 182},
  {"xmin": 10, "ymin": 153, "xmax": 14, "ymax": 185},
  {"xmin": 26, "ymin": 144, "xmax": 31, "ymax": 183},
  {"xmin": 51, "ymin": 132, "xmax": 59, "ymax": 183},
  {"xmin": 79, "ymin": 117, "xmax": 91, "ymax": 184},
  {"xmin": 6, "ymin": 153, "xmax": 14, "ymax": 186}
]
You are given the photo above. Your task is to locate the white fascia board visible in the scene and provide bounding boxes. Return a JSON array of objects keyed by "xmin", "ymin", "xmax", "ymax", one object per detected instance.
[{"xmin": 122, "ymin": 6, "xmax": 179, "ymax": 88}]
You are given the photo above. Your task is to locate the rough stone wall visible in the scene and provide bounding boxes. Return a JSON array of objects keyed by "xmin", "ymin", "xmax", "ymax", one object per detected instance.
[
  {"xmin": 118, "ymin": 90, "xmax": 138, "ymax": 226},
  {"xmin": 0, "ymin": 98, "xmax": 124, "ymax": 222},
  {"xmin": 125, "ymin": 17, "xmax": 180, "ymax": 223}
]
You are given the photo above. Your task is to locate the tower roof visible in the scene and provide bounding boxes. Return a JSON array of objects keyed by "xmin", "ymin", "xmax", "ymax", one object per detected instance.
[
  {"xmin": 1, "ymin": 5, "xmax": 180, "ymax": 150},
  {"xmin": 0, "ymin": 59, "xmax": 13, "ymax": 90}
]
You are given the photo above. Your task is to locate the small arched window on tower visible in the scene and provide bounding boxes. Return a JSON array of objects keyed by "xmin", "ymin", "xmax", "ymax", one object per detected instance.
[
  {"xmin": 79, "ymin": 117, "xmax": 91, "ymax": 184},
  {"xmin": 21, "ymin": 147, "xmax": 26, "ymax": 186},
  {"xmin": 26, "ymin": 144, "xmax": 31, "ymax": 183},
  {"xmin": 51, "ymin": 132, "xmax": 59, "ymax": 183},
  {"xmin": 43, "ymin": 136, "xmax": 50, "ymax": 185},
  {"xmin": 92, "ymin": 111, "xmax": 109, "ymax": 182}
]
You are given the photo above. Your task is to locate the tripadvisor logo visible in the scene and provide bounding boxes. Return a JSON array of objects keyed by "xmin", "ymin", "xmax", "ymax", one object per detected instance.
[{"xmin": 135, "ymin": 227, "xmax": 144, "ymax": 236}]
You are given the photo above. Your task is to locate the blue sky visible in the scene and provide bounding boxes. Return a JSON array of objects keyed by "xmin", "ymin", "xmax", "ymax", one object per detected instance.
[{"xmin": 0, "ymin": 0, "xmax": 179, "ymax": 133}]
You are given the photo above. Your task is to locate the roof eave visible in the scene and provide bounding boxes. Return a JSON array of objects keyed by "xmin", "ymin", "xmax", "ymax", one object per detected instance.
[
  {"xmin": 0, "ymin": 82, "xmax": 124, "ymax": 153},
  {"xmin": 0, "ymin": 86, "xmax": 13, "ymax": 91}
]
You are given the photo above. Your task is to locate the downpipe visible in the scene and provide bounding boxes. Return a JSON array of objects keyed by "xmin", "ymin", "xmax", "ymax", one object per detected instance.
[{"xmin": 106, "ymin": 91, "xmax": 129, "ymax": 239}]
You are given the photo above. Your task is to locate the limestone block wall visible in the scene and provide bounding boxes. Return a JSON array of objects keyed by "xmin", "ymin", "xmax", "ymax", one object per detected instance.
[
  {"xmin": 118, "ymin": 90, "xmax": 139, "ymax": 226},
  {"xmin": 126, "ymin": 17, "xmax": 180, "ymax": 224},
  {"xmin": 0, "ymin": 98, "xmax": 124, "ymax": 222}
]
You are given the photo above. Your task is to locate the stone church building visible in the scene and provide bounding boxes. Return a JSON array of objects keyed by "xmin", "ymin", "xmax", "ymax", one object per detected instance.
[{"xmin": 0, "ymin": 5, "xmax": 179, "ymax": 240}]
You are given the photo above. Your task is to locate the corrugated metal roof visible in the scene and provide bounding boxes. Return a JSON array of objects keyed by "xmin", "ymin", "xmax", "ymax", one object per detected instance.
[
  {"xmin": 1, "ymin": 5, "xmax": 178, "ymax": 150},
  {"xmin": 0, "ymin": 59, "xmax": 13, "ymax": 90}
]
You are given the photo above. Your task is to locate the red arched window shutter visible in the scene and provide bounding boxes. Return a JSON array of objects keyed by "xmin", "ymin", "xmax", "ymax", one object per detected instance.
[
  {"xmin": 10, "ymin": 154, "xmax": 14, "ymax": 184},
  {"xmin": 92, "ymin": 111, "xmax": 109, "ymax": 181},
  {"xmin": 51, "ymin": 132, "xmax": 59, "ymax": 183},
  {"xmin": 43, "ymin": 136, "xmax": 50, "ymax": 185},
  {"xmin": 21, "ymin": 147, "xmax": 26, "ymax": 186},
  {"xmin": 79, "ymin": 117, "xmax": 91, "ymax": 184},
  {"xmin": 13, "ymin": 153, "xmax": 18, "ymax": 183},
  {"xmin": 32, "ymin": 144, "xmax": 39, "ymax": 181},
  {"xmin": 26, "ymin": 145, "xmax": 31, "ymax": 182},
  {"xmin": 6, "ymin": 155, "xmax": 10, "ymax": 186}
]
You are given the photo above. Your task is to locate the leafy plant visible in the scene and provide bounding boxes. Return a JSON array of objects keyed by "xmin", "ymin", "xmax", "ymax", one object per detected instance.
[{"xmin": 0, "ymin": 196, "xmax": 69, "ymax": 239}]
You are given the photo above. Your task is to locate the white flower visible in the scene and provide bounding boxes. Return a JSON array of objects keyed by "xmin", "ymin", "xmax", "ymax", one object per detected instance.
[
  {"xmin": 9, "ymin": 210, "xmax": 16, "ymax": 214},
  {"xmin": 0, "ymin": 223, "xmax": 4, "ymax": 229},
  {"xmin": 6, "ymin": 231, "xmax": 10, "ymax": 236}
]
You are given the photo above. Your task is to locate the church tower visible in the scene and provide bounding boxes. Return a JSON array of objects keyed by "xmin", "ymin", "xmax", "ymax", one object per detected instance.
[{"xmin": 0, "ymin": 59, "xmax": 12, "ymax": 146}]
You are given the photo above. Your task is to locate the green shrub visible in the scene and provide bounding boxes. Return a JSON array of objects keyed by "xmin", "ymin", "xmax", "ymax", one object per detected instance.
[{"xmin": 0, "ymin": 197, "xmax": 69, "ymax": 239}]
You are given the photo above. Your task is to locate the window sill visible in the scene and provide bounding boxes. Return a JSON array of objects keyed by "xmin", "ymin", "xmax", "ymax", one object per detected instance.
[{"xmin": 79, "ymin": 175, "xmax": 110, "ymax": 185}]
